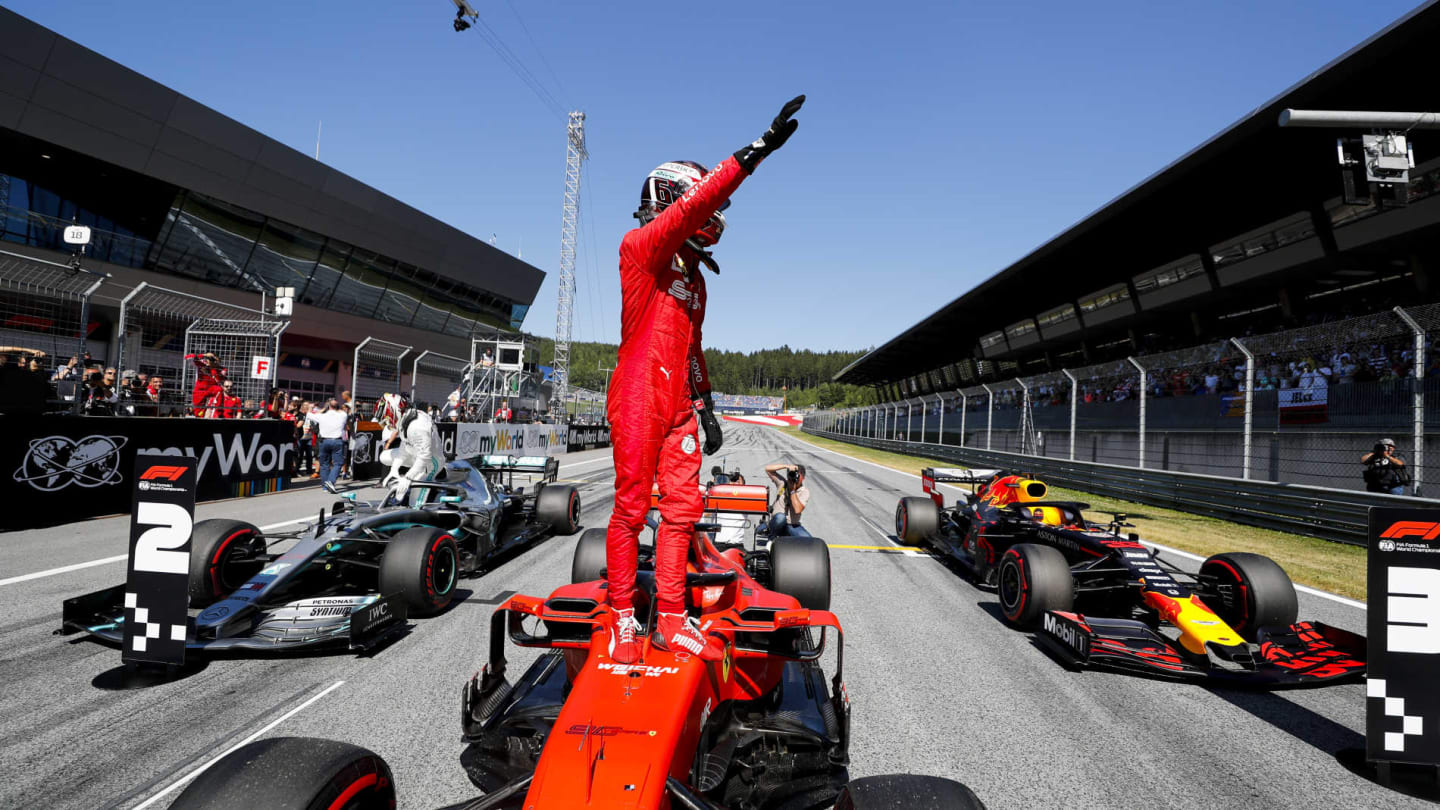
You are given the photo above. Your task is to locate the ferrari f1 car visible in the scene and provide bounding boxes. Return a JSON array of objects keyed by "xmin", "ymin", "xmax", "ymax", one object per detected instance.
[
  {"xmin": 895, "ymin": 468, "xmax": 1366, "ymax": 687},
  {"xmin": 60, "ymin": 455, "xmax": 580, "ymax": 652},
  {"xmin": 167, "ymin": 484, "xmax": 985, "ymax": 810}
]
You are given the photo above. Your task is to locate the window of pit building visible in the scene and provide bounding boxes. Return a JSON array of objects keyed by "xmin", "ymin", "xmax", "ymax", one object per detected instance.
[
  {"xmin": 1037, "ymin": 305, "xmax": 1077, "ymax": 329},
  {"xmin": 1005, "ymin": 320, "xmax": 1036, "ymax": 339},
  {"xmin": 1133, "ymin": 256, "xmax": 1204, "ymax": 294},
  {"xmin": 1077, "ymin": 285, "xmax": 1130, "ymax": 314},
  {"xmin": 979, "ymin": 331, "xmax": 1006, "ymax": 351}
]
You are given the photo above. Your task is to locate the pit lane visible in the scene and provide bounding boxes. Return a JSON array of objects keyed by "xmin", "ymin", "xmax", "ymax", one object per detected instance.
[{"xmin": 0, "ymin": 425, "xmax": 1413, "ymax": 809}]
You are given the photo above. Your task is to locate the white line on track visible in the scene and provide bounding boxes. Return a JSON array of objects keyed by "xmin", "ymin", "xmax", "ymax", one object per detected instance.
[
  {"xmin": 132, "ymin": 680, "xmax": 346, "ymax": 810},
  {"xmin": 776, "ymin": 430, "xmax": 1368, "ymax": 609},
  {"xmin": 0, "ymin": 516, "xmax": 312, "ymax": 588}
]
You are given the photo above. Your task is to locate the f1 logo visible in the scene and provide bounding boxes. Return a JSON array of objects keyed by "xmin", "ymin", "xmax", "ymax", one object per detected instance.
[
  {"xmin": 140, "ymin": 465, "xmax": 187, "ymax": 482},
  {"xmin": 1381, "ymin": 522, "xmax": 1440, "ymax": 541},
  {"xmin": 1389, "ymin": 566, "xmax": 1440, "ymax": 654}
]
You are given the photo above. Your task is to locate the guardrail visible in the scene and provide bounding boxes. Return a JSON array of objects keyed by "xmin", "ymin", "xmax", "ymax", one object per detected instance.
[{"xmin": 803, "ymin": 425, "xmax": 1422, "ymax": 546}]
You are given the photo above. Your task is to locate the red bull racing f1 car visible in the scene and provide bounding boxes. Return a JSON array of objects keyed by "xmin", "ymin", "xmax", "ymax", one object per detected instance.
[
  {"xmin": 166, "ymin": 483, "xmax": 984, "ymax": 809},
  {"xmin": 895, "ymin": 468, "xmax": 1365, "ymax": 687}
]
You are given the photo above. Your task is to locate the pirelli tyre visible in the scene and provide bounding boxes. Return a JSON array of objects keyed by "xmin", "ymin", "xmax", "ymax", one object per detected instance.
[
  {"xmin": 895, "ymin": 497, "xmax": 939, "ymax": 546},
  {"xmin": 836, "ymin": 774, "xmax": 986, "ymax": 809},
  {"xmin": 189, "ymin": 519, "xmax": 266, "ymax": 608},
  {"xmin": 536, "ymin": 483, "xmax": 581, "ymax": 535},
  {"xmin": 379, "ymin": 527, "xmax": 459, "ymax": 617},
  {"xmin": 169, "ymin": 736, "xmax": 396, "ymax": 810},
  {"xmin": 770, "ymin": 535, "xmax": 832, "ymax": 611},
  {"xmin": 571, "ymin": 527, "xmax": 608, "ymax": 584},
  {"xmin": 1200, "ymin": 552, "xmax": 1298, "ymax": 642},
  {"xmin": 997, "ymin": 543, "xmax": 1073, "ymax": 629}
]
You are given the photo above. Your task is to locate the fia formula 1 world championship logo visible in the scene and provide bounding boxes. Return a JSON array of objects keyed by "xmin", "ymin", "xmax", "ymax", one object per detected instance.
[{"xmin": 13, "ymin": 435, "xmax": 129, "ymax": 491}]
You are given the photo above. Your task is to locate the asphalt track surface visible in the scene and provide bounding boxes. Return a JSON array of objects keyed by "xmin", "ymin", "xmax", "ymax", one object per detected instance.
[{"xmin": 0, "ymin": 424, "xmax": 1416, "ymax": 809}]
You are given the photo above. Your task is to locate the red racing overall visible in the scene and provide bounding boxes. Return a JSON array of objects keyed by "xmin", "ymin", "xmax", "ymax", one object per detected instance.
[{"xmin": 606, "ymin": 156, "xmax": 746, "ymax": 615}]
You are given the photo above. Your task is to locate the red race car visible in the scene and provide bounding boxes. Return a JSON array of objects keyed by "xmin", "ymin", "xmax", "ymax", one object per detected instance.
[{"xmin": 170, "ymin": 484, "xmax": 983, "ymax": 809}]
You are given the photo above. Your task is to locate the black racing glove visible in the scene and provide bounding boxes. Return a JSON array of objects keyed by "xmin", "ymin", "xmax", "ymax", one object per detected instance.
[
  {"xmin": 696, "ymin": 392, "xmax": 724, "ymax": 455},
  {"xmin": 733, "ymin": 94, "xmax": 805, "ymax": 174}
]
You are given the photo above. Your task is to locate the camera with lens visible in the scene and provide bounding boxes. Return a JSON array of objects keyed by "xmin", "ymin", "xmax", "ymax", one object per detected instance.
[
  {"xmin": 786, "ymin": 469, "xmax": 799, "ymax": 489},
  {"xmin": 1374, "ymin": 443, "xmax": 1390, "ymax": 456}
]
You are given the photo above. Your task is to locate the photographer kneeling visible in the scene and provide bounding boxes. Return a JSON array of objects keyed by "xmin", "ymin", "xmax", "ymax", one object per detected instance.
[
  {"xmin": 765, "ymin": 462, "xmax": 811, "ymax": 537},
  {"xmin": 1362, "ymin": 437, "xmax": 1408, "ymax": 496}
]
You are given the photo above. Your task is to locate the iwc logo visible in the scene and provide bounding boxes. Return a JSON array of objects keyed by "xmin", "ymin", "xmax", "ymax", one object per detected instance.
[
  {"xmin": 13, "ymin": 435, "xmax": 129, "ymax": 491},
  {"xmin": 681, "ymin": 435, "xmax": 697, "ymax": 455}
]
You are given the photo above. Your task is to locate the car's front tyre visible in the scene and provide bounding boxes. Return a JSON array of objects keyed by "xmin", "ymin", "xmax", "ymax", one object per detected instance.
[
  {"xmin": 997, "ymin": 543, "xmax": 1073, "ymax": 629},
  {"xmin": 188, "ymin": 519, "xmax": 266, "ymax": 608},
  {"xmin": 168, "ymin": 736, "xmax": 396, "ymax": 810},
  {"xmin": 379, "ymin": 527, "xmax": 459, "ymax": 617}
]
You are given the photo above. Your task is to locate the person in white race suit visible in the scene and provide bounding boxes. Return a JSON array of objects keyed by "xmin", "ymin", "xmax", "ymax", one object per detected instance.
[{"xmin": 375, "ymin": 393, "xmax": 446, "ymax": 504}]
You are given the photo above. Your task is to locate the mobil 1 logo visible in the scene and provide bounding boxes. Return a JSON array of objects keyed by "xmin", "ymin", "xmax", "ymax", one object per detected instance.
[
  {"xmin": 121, "ymin": 454, "xmax": 197, "ymax": 667},
  {"xmin": 1368, "ymin": 508, "xmax": 1440, "ymax": 766}
]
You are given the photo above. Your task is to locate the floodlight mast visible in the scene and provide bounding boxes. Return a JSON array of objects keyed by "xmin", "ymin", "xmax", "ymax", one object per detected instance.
[{"xmin": 552, "ymin": 111, "xmax": 587, "ymax": 419}]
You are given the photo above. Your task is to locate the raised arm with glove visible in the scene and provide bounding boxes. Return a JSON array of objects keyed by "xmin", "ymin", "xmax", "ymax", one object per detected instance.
[{"xmin": 604, "ymin": 95, "xmax": 805, "ymax": 665}]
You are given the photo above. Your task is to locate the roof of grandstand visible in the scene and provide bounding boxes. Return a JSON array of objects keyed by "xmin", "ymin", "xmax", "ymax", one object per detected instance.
[{"xmin": 837, "ymin": 0, "xmax": 1440, "ymax": 388}]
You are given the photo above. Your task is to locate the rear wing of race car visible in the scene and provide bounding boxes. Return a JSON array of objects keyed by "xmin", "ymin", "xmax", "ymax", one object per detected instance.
[
  {"xmin": 920, "ymin": 467, "xmax": 1003, "ymax": 506},
  {"xmin": 478, "ymin": 454, "xmax": 558, "ymax": 481},
  {"xmin": 650, "ymin": 483, "xmax": 772, "ymax": 515}
]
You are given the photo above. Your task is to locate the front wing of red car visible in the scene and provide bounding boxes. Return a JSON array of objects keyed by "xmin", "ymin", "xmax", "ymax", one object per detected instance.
[{"xmin": 1036, "ymin": 611, "xmax": 1366, "ymax": 688}]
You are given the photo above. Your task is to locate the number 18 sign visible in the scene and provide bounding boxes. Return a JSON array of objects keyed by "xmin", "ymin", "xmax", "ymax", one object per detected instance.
[{"xmin": 121, "ymin": 454, "xmax": 197, "ymax": 666}]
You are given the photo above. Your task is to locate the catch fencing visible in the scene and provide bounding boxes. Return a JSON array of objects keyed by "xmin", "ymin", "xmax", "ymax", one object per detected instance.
[
  {"xmin": 410, "ymin": 350, "xmax": 468, "ymax": 407},
  {"xmin": 352, "ymin": 337, "xmax": 411, "ymax": 410},
  {"xmin": 181, "ymin": 318, "xmax": 288, "ymax": 416},
  {"xmin": 817, "ymin": 305, "xmax": 1440, "ymax": 496},
  {"xmin": 117, "ymin": 282, "xmax": 272, "ymax": 413},
  {"xmin": 0, "ymin": 248, "xmax": 105, "ymax": 359}
]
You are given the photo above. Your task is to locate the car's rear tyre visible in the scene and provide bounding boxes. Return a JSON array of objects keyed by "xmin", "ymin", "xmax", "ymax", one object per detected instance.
[
  {"xmin": 1200, "ymin": 552, "xmax": 1298, "ymax": 641},
  {"xmin": 189, "ymin": 519, "xmax": 266, "ymax": 608},
  {"xmin": 997, "ymin": 543, "xmax": 1073, "ymax": 629},
  {"xmin": 537, "ymin": 484, "xmax": 581, "ymax": 534},
  {"xmin": 770, "ymin": 535, "xmax": 831, "ymax": 610},
  {"xmin": 571, "ymin": 527, "xmax": 608, "ymax": 584},
  {"xmin": 379, "ymin": 527, "xmax": 459, "ymax": 617},
  {"xmin": 168, "ymin": 736, "xmax": 396, "ymax": 810},
  {"xmin": 836, "ymin": 774, "xmax": 986, "ymax": 809},
  {"xmin": 895, "ymin": 497, "xmax": 939, "ymax": 546}
]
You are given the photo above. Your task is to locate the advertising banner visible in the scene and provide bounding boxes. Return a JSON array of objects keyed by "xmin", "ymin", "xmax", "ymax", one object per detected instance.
[
  {"xmin": 566, "ymin": 424, "xmax": 611, "ymax": 451},
  {"xmin": 1368, "ymin": 508, "xmax": 1440, "ymax": 766},
  {"xmin": 434, "ymin": 422, "xmax": 571, "ymax": 462},
  {"xmin": 3, "ymin": 415, "xmax": 295, "ymax": 530},
  {"xmin": 121, "ymin": 454, "xmax": 196, "ymax": 667}
]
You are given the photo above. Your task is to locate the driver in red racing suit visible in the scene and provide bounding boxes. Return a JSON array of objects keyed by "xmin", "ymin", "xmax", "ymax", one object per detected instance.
[{"xmin": 606, "ymin": 96, "xmax": 805, "ymax": 664}]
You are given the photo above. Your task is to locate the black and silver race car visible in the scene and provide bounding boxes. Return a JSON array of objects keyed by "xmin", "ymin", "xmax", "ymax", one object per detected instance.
[
  {"xmin": 61, "ymin": 455, "xmax": 581, "ymax": 653},
  {"xmin": 895, "ymin": 467, "xmax": 1366, "ymax": 687}
]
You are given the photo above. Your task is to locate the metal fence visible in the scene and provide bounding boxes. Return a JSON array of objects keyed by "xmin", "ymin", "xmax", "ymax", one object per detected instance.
[
  {"xmin": 410, "ymin": 350, "xmax": 467, "ymax": 407},
  {"xmin": 181, "ymin": 318, "xmax": 288, "ymax": 415},
  {"xmin": 117, "ymin": 282, "xmax": 271, "ymax": 413},
  {"xmin": 352, "ymin": 337, "xmax": 411, "ymax": 410},
  {"xmin": 800, "ymin": 426, "xmax": 1426, "ymax": 546},
  {"xmin": 815, "ymin": 305, "xmax": 1440, "ymax": 496},
  {"xmin": 0, "ymin": 248, "xmax": 105, "ymax": 364}
]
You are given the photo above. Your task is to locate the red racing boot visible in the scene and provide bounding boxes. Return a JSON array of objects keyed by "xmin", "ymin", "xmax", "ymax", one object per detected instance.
[
  {"xmin": 608, "ymin": 607, "xmax": 641, "ymax": 665},
  {"xmin": 654, "ymin": 612, "xmax": 725, "ymax": 661}
]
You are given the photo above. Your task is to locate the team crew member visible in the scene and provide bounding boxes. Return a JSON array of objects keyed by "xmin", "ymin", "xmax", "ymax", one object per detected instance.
[
  {"xmin": 307, "ymin": 399, "xmax": 349, "ymax": 494},
  {"xmin": 605, "ymin": 96, "xmax": 806, "ymax": 664},
  {"xmin": 376, "ymin": 393, "xmax": 446, "ymax": 503},
  {"xmin": 494, "ymin": 398, "xmax": 513, "ymax": 423},
  {"xmin": 765, "ymin": 462, "xmax": 811, "ymax": 536},
  {"xmin": 186, "ymin": 353, "xmax": 227, "ymax": 417}
]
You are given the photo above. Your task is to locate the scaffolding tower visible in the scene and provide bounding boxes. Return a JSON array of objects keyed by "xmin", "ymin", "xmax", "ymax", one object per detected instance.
[{"xmin": 552, "ymin": 111, "xmax": 586, "ymax": 420}]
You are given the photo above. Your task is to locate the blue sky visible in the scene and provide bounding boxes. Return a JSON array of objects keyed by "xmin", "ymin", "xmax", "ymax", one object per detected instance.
[{"xmin": 6, "ymin": 0, "xmax": 1423, "ymax": 352}]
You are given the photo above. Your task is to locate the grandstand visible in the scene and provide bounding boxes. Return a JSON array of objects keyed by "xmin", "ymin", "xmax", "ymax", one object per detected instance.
[
  {"xmin": 826, "ymin": 2, "xmax": 1440, "ymax": 494},
  {"xmin": 837, "ymin": 1, "xmax": 1440, "ymax": 400},
  {"xmin": 712, "ymin": 392, "xmax": 785, "ymax": 415}
]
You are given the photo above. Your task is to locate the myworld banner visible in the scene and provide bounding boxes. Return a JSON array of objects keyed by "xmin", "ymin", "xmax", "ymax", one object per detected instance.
[{"xmin": 435, "ymin": 423, "xmax": 572, "ymax": 462}]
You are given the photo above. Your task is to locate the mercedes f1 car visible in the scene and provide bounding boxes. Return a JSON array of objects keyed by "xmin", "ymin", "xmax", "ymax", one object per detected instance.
[
  {"xmin": 60, "ymin": 455, "xmax": 581, "ymax": 652},
  {"xmin": 895, "ymin": 468, "xmax": 1366, "ymax": 687},
  {"xmin": 167, "ymin": 484, "xmax": 984, "ymax": 810}
]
